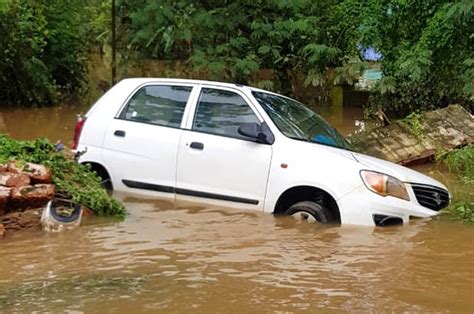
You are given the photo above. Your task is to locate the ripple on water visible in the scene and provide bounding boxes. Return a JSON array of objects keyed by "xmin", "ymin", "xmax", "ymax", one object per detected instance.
[{"xmin": 1, "ymin": 202, "xmax": 473, "ymax": 312}]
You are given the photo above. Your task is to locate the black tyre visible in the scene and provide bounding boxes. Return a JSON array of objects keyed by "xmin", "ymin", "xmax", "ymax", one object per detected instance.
[
  {"xmin": 100, "ymin": 176, "xmax": 113, "ymax": 191},
  {"xmin": 284, "ymin": 201, "xmax": 332, "ymax": 223},
  {"xmin": 89, "ymin": 165, "xmax": 113, "ymax": 191},
  {"xmin": 49, "ymin": 199, "xmax": 82, "ymax": 223}
]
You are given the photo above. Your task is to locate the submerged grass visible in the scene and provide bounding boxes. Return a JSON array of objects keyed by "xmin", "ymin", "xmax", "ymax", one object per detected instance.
[
  {"xmin": 437, "ymin": 145, "xmax": 474, "ymax": 223},
  {"xmin": 0, "ymin": 274, "xmax": 146, "ymax": 308},
  {"xmin": 0, "ymin": 134, "xmax": 126, "ymax": 217}
]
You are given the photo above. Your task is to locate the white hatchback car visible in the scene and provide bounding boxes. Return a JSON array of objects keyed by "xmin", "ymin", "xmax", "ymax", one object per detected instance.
[{"xmin": 74, "ymin": 78, "xmax": 450, "ymax": 226}]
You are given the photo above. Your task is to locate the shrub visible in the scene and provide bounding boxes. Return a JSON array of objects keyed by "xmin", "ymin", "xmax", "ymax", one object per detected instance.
[{"xmin": 0, "ymin": 134, "xmax": 126, "ymax": 217}]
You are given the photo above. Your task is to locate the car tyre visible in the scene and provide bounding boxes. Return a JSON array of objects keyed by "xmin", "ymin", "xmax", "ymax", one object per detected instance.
[{"xmin": 284, "ymin": 201, "xmax": 331, "ymax": 223}]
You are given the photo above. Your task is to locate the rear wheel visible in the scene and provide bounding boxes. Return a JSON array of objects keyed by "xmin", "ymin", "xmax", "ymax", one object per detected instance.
[
  {"xmin": 284, "ymin": 201, "xmax": 331, "ymax": 223},
  {"xmin": 99, "ymin": 176, "xmax": 113, "ymax": 191}
]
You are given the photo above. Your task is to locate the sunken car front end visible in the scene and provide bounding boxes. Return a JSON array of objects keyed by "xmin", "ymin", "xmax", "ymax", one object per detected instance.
[
  {"xmin": 337, "ymin": 153, "xmax": 451, "ymax": 227},
  {"xmin": 337, "ymin": 179, "xmax": 450, "ymax": 226}
]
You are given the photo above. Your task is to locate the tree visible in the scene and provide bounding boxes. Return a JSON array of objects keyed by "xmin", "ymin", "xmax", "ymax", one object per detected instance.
[
  {"xmin": 356, "ymin": 0, "xmax": 474, "ymax": 114},
  {"xmin": 0, "ymin": 0, "xmax": 93, "ymax": 105},
  {"xmin": 124, "ymin": 0, "xmax": 360, "ymax": 95}
]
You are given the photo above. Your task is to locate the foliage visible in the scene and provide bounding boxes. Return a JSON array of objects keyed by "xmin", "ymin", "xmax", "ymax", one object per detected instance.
[
  {"xmin": 445, "ymin": 202, "xmax": 474, "ymax": 223},
  {"xmin": 84, "ymin": 0, "xmax": 112, "ymax": 51},
  {"xmin": 1, "ymin": 0, "xmax": 472, "ymax": 110},
  {"xmin": 0, "ymin": 0, "xmax": 92, "ymax": 105},
  {"xmin": 359, "ymin": 0, "xmax": 474, "ymax": 114},
  {"xmin": 398, "ymin": 111, "xmax": 424, "ymax": 140},
  {"xmin": 124, "ymin": 0, "xmax": 361, "ymax": 95},
  {"xmin": 437, "ymin": 145, "xmax": 474, "ymax": 223},
  {"xmin": 0, "ymin": 134, "xmax": 126, "ymax": 217},
  {"xmin": 437, "ymin": 145, "xmax": 474, "ymax": 185}
]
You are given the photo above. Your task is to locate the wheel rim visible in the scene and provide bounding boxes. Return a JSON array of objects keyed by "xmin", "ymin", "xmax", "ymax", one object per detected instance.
[{"xmin": 290, "ymin": 210, "xmax": 318, "ymax": 223}]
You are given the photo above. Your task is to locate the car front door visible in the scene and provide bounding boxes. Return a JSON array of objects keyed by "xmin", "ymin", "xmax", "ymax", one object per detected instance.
[
  {"xmin": 102, "ymin": 84, "xmax": 195, "ymax": 195},
  {"xmin": 176, "ymin": 87, "xmax": 273, "ymax": 209}
]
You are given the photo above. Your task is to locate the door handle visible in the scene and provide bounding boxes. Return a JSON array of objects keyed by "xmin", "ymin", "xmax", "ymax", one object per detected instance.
[
  {"xmin": 190, "ymin": 142, "xmax": 204, "ymax": 150},
  {"xmin": 114, "ymin": 130, "xmax": 126, "ymax": 137}
]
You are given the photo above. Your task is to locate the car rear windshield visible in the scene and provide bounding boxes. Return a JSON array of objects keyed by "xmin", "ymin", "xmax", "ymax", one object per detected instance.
[{"xmin": 252, "ymin": 91, "xmax": 353, "ymax": 151}]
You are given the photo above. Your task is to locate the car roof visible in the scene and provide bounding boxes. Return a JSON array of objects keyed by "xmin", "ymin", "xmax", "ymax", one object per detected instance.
[{"xmin": 118, "ymin": 77, "xmax": 280, "ymax": 95}]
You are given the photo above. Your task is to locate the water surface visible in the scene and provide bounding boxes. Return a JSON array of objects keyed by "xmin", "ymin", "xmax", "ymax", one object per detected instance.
[{"xmin": 0, "ymin": 101, "xmax": 472, "ymax": 312}]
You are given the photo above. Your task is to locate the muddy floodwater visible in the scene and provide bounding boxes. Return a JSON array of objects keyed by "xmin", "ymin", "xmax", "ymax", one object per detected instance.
[{"xmin": 0, "ymin": 102, "xmax": 473, "ymax": 312}]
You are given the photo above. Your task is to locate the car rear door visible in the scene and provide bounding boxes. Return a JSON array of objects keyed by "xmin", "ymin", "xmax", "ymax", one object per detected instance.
[
  {"xmin": 175, "ymin": 86, "xmax": 273, "ymax": 209},
  {"xmin": 102, "ymin": 83, "xmax": 196, "ymax": 196}
]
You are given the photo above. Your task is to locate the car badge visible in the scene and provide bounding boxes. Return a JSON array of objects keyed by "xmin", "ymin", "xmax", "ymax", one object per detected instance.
[{"xmin": 432, "ymin": 192, "xmax": 442, "ymax": 206}]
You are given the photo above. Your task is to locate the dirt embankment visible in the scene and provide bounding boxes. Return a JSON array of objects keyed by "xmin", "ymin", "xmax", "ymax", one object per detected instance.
[{"xmin": 0, "ymin": 162, "xmax": 54, "ymax": 237}]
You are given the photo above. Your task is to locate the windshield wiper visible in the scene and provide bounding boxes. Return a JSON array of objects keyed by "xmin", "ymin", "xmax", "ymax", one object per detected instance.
[
  {"xmin": 287, "ymin": 136, "xmax": 310, "ymax": 142},
  {"xmin": 289, "ymin": 135, "xmax": 355, "ymax": 152}
]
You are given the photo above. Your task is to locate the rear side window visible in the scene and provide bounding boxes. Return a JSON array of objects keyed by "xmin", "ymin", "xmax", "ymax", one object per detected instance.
[
  {"xmin": 120, "ymin": 85, "xmax": 192, "ymax": 128},
  {"xmin": 192, "ymin": 88, "xmax": 259, "ymax": 140}
]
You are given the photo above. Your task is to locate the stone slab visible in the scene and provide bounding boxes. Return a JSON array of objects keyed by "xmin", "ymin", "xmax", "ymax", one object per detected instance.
[{"xmin": 351, "ymin": 105, "xmax": 473, "ymax": 165}]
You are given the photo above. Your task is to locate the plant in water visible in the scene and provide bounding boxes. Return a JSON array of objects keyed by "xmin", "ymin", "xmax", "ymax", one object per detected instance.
[
  {"xmin": 444, "ymin": 202, "xmax": 473, "ymax": 223},
  {"xmin": 437, "ymin": 145, "xmax": 474, "ymax": 185},
  {"xmin": 436, "ymin": 145, "xmax": 474, "ymax": 223},
  {"xmin": 0, "ymin": 134, "xmax": 126, "ymax": 217}
]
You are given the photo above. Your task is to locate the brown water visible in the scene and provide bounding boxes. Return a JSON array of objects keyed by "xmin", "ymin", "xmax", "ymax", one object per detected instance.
[
  {"xmin": 0, "ymin": 103, "xmax": 473, "ymax": 312},
  {"xmin": 0, "ymin": 101, "xmax": 90, "ymax": 145}
]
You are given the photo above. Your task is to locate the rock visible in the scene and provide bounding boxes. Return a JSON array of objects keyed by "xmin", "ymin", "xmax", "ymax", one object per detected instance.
[
  {"xmin": 26, "ymin": 163, "xmax": 53, "ymax": 184},
  {"xmin": 350, "ymin": 104, "xmax": 474, "ymax": 165},
  {"xmin": 0, "ymin": 172, "xmax": 31, "ymax": 188},
  {"xmin": 0, "ymin": 209, "xmax": 42, "ymax": 231},
  {"xmin": 7, "ymin": 161, "xmax": 52, "ymax": 184},
  {"xmin": 0, "ymin": 186, "xmax": 11, "ymax": 214},
  {"xmin": 0, "ymin": 160, "xmax": 58, "ymax": 236},
  {"xmin": 82, "ymin": 206, "xmax": 94, "ymax": 218},
  {"xmin": 9, "ymin": 184, "xmax": 55, "ymax": 210},
  {"xmin": 6, "ymin": 161, "xmax": 20, "ymax": 173}
]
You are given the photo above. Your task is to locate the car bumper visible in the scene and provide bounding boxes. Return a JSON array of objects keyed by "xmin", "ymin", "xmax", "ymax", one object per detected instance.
[{"xmin": 337, "ymin": 185, "xmax": 442, "ymax": 226}]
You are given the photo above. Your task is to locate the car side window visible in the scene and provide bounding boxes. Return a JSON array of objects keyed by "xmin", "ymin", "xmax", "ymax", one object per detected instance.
[
  {"xmin": 192, "ymin": 88, "xmax": 260, "ymax": 140},
  {"xmin": 120, "ymin": 85, "xmax": 192, "ymax": 128}
]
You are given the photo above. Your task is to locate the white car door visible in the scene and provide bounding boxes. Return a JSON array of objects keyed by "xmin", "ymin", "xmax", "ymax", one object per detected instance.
[
  {"xmin": 102, "ymin": 84, "xmax": 195, "ymax": 194},
  {"xmin": 176, "ymin": 86, "xmax": 273, "ymax": 209}
]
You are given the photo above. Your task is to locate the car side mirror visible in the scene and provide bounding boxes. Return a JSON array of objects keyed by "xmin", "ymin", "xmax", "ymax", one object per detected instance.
[{"xmin": 238, "ymin": 122, "xmax": 269, "ymax": 144}]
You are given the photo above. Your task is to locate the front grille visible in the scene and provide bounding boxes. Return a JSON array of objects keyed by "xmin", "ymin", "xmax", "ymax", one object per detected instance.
[{"xmin": 411, "ymin": 184, "xmax": 450, "ymax": 211}]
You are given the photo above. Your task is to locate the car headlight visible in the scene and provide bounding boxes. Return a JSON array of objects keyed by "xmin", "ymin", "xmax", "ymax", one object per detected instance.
[{"xmin": 360, "ymin": 170, "xmax": 410, "ymax": 201}]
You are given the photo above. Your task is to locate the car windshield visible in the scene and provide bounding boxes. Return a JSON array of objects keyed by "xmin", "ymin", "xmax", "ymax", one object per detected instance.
[{"xmin": 252, "ymin": 91, "xmax": 353, "ymax": 151}]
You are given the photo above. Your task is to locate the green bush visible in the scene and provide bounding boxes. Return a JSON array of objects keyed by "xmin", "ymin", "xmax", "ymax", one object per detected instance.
[
  {"xmin": 124, "ymin": 0, "xmax": 360, "ymax": 95},
  {"xmin": 0, "ymin": 134, "xmax": 126, "ymax": 217},
  {"xmin": 437, "ymin": 145, "xmax": 474, "ymax": 223},
  {"xmin": 445, "ymin": 202, "xmax": 474, "ymax": 223},
  {"xmin": 360, "ymin": 0, "xmax": 474, "ymax": 115},
  {"xmin": 0, "ymin": 0, "xmax": 89, "ymax": 105}
]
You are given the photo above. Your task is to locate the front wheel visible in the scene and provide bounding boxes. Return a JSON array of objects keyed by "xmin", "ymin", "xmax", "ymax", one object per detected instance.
[{"xmin": 284, "ymin": 201, "xmax": 331, "ymax": 223}]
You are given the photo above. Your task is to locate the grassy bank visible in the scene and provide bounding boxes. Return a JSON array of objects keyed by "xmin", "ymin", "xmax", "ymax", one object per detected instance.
[{"xmin": 0, "ymin": 134, "xmax": 125, "ymax": 217}]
